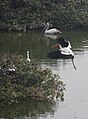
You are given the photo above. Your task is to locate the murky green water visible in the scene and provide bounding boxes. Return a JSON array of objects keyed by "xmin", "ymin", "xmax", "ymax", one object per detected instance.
[{"xmin": 0, "ymin": 30, "xmax": 88, "ymax": 119}]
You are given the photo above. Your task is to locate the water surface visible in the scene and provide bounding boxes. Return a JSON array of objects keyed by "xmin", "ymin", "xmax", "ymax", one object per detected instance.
[{"xmin": 0, "ymin": 30, "xmax": 88, "ymax": 119}]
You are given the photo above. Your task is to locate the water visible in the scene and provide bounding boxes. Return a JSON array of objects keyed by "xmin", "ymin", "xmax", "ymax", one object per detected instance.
[{"xmin": 0, "ymin": 30, "xmax": 88, "ymax": 119}]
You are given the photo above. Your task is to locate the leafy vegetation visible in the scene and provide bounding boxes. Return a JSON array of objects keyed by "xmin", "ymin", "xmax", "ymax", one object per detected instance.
[
  {"xmin": 0, "ymin": 0, "xmax": 88, "ymax": 31},
  {"xmin": 0, "ymin": 100, "xmax": 57, "ymax": 119},
  {"xmin": 0, "ymin": 53, "xmax": 65, "ymax": 106}
]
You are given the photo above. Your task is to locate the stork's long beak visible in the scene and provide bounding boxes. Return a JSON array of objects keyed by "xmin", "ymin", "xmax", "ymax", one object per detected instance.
[{"xmin": 52, "ymin": 44, "xmax": 61, "ymax": 48}]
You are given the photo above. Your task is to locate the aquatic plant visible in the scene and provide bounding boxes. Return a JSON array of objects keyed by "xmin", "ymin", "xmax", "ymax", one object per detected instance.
[{"xmin": 0, "ymin": 54, "xmax": 65, "ymax": 106}]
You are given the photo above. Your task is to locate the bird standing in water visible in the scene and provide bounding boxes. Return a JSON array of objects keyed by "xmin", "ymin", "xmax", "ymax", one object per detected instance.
[{"xmin": 43, "ymin": 22, "xmax": 62, "ymax": 35}]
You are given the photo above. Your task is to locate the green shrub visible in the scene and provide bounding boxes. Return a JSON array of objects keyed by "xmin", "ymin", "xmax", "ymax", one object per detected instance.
[{"xmin": 0, "ymin": 54, "xmax": 65, "ymax": 106}]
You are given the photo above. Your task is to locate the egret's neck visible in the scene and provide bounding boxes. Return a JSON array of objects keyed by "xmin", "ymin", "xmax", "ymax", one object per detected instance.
[{"xmin": 27, "ymin": 51, "xmax": 30, "ymax": 62}]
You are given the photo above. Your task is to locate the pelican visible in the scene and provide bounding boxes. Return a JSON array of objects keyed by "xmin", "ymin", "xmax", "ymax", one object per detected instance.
[
  {"xmin": 43, "ymin": 22, "xmax": 62, "ymax": 35},
  {"xmin": 27, "ymin": 51, "xmax": 31, "ymax": 62}
]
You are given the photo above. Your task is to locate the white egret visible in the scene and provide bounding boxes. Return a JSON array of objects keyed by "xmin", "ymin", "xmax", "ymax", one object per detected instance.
[{"xmin": 27, "ymin": 51, "xmax": 31, "ymax": 62}]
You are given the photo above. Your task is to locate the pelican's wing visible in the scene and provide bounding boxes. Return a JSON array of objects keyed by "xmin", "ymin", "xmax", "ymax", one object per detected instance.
[{"xmin": 45, "ymin": 28, "xmax": 61, "ymax": 34}]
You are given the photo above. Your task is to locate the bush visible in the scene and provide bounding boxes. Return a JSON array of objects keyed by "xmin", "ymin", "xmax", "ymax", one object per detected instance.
[{"xmin": 0, "ymin": 53, "xmax": 65, "ymax": 106}]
